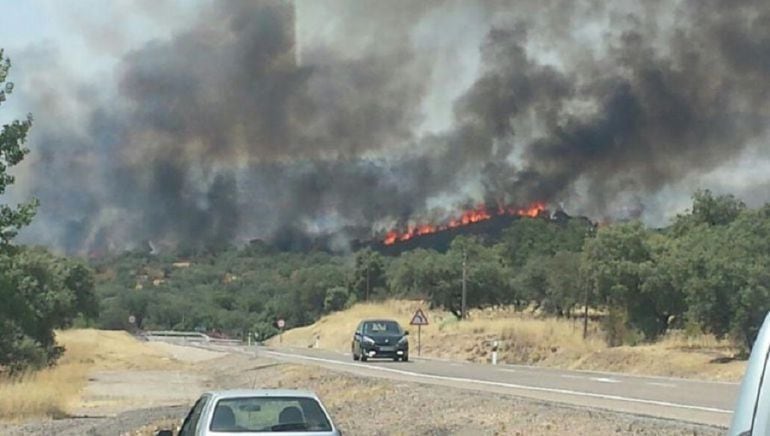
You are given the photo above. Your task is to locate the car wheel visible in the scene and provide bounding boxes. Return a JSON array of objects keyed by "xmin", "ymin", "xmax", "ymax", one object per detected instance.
[
  {"xmin": 353, "ymin": 352, "xmax": 359, "ymax": 361},
  {"xmin": 361, "ymin": 354, "xmax": 368, "ymax": 362},
  {"xmin": 402, "ymin": 354, "xmax": 409, "ymax": 362}
]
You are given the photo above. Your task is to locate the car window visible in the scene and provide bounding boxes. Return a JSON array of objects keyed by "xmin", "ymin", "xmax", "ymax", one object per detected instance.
[
  {"xmin": 364, "ymin": 321, "xmax": 402, "ymax": 334},
  {"xmin": 179, "ymin": 395, "xmax": 209, "ymax": 436},
  {"xmin": 209, "ymin": 396, "xmax": 332, "ymax": 432}
]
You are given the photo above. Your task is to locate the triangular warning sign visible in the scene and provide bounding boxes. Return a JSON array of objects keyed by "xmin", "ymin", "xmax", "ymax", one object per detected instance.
[{"xmin": 410, "ymin": 308, "xmax": 429, "ymax": 326}]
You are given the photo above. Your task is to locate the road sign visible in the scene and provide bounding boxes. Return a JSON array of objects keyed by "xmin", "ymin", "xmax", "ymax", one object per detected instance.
[
  {"xmin": 409, "ymin": 309, "xmax": 429, "ymax": 357},
  {"xmin": 128, "ymin": 315, "xmax": 136, "ymax": 324},
  {"xmin": 277, "ymin": 319, "xmax": 285, "ymax": 329},
  {"xmin": 410, "ymin": 308, "xmax": 429, "ymax": 326}
]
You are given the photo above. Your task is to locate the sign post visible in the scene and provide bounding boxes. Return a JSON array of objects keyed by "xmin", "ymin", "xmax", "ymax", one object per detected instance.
[
  {"xmin": 277, "ymin": 319, "xmax": 285, "ymax": 344},
  {"xmin": 409, "ymin": 308, "xmax": 429, "ymax": 356}
]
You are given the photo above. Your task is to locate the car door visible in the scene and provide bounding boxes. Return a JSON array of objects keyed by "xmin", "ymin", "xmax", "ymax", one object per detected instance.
[
  {"xmin": 353, "ymin": 322, "xmax": 363, "ymax": 355},
  {"xmin": 178, "ymin": 394, "xmax": 210, "ymax": 436}
]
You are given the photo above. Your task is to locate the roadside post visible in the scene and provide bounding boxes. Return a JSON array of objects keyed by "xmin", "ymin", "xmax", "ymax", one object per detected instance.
[
  {"xmin": 492, "ymin": 340, "xmax": 498, "ymax": 365},
  {"xmin": 409, "ymin": 308, "xmax": 429, "ymax": 357},
  {"xmin": 277, "ymin": 319, "xmax": 285, "ymax": 344}
]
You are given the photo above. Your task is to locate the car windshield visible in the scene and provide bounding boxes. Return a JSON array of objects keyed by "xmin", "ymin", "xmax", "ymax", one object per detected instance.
[
  {"xmin": 209, "ymin": 396, "xmax": 332, "ymax": 433},
  {"xmin": 363, "ymin": 321, "xmax": 402, "ymax": 334}
]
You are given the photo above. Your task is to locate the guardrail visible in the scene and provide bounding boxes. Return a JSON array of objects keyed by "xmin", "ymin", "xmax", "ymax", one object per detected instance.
[{"xmin": 142, "ymin": 330, "xmax": 243, "ymax": 345}]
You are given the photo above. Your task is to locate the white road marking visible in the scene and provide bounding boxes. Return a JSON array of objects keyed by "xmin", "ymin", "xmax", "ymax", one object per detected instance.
[
  {"xmin": 561, "ymin": 374, "xmax": 585, "ymax": 380},
  {"xmin": 591, "ymin": 377, "xmax": 620, "ymax": 383},
  {"xmin": 502, "ymin": 362, "xmax": 739, "ymax": 386},
  {"xmin": 263, "ymin": 350, "xmax": 732, "ymax": 415},
  {"xmin": 647, "ymin": 382, "xmax": 677, "ymax": 388}
]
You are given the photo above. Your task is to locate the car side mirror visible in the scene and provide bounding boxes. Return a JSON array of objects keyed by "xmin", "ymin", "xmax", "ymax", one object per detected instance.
[
  {"xmin": 156, "ymin": 431, "xmax": 174, "ymax": 436},
  {"xmin": 404, "ymin": 330, "xmax": 409, "ymax": 336}
]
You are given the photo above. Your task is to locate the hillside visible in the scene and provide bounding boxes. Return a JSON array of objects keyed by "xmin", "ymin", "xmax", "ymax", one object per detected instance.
[
  {"xmin": 0, "ymin": 329, "xmax": 220, "ymax": 420},
  {"xmin": 268, "ymin": 300, "xmax": 747, "ymax": 382}
]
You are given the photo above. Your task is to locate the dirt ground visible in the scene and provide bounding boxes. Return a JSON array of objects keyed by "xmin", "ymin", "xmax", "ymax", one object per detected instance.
[{"xmin": 2, "ymin": 346, "xmax": 724, "ymax": 435}]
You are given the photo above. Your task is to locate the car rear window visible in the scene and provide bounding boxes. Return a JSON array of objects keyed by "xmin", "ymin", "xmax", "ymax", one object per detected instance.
[{"xmin": 209, "ymin": 396, "xmax": 332, "ymax": 433}]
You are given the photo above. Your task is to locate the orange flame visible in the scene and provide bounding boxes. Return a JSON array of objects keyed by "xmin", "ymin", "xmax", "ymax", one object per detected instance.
[{"xmin": 383, "ymin": 202, "xmax": 546, "ymax": 245}]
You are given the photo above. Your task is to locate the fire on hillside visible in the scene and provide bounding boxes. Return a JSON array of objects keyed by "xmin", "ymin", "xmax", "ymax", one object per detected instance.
[{"xmin": 382, "ymin": 202, "xmax": 546, "ymax": 246}]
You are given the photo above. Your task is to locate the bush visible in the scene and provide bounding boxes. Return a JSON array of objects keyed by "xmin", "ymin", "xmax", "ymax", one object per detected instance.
[{"xmin": 324, "ymin": 286, "xmax": 350, "ymax": 313}]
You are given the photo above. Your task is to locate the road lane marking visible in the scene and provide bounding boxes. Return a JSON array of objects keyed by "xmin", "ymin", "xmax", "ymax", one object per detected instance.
[
  {"xmin": 263, "ymin": 350, "xmax": 732, "ymax": 415},
  {"xmin": 591, "ymin": 377, "xmax": 620, "ymax": 383},
  {"xmin": 561, "ymin": 374, "xmax": 585, "ymax": 380},
  {"xmin": 647, "ymin": 382, "xmax": 677, "ymax": 388},
  {"xmin": 502, "ymin": 362, "xmax": 739, "ymax": 386}
]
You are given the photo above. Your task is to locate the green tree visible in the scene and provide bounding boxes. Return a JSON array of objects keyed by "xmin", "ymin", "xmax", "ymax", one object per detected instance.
[
  {"xmin": 324, "ymin": 286, "xmax": 350, "ymax": 313},
  {"xmin": 0, "ymin": 249, "xmax": 97, "ymax": 372},
  {"xmin": 581, "ymin": 222, "xmax": 672, "ymax": 343},
  {"xmin": 352, "ymin": 248, "xmax": 385, "ymax": 301},
  {"xmin": 672, "ymin": 189, "xmax": 745, "ymax": 236},
  {"xmin": 544, "ymin": 251, "xmax": 582, "ymax": 316},
  {"xmin": 0, "ymin": 50, "xmax": 37, "ymax": 244},
  {"xmin": 0, "ymin": 51, "xmax": 99, "ymax": 372},
  {"xmin": 499, "ymin": 218, "xmax": 559, "ymax": 268}
]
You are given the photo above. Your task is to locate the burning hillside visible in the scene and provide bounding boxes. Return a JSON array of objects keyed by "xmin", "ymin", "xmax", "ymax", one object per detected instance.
[
  {"xmin": 11, "ymin": 1, "xmax": 770, "ymax": 254},
  {"xmin": 382, "ymin": 202, "xmax": 546, "ymax": 245}
]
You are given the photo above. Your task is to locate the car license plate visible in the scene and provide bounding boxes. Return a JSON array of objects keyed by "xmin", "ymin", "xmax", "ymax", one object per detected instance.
[{"xmin": 379, "ymin": 346, "xmax": 395, "ymax": 352}]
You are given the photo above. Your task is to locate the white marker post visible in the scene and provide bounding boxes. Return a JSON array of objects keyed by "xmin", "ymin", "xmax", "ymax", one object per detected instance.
[{"xmin": 492, "ymin": 340, "xmax": 498, "ymax": 365}]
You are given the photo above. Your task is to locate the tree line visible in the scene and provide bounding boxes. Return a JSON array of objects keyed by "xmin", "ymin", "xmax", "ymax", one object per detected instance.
[{"xmin": 90, "ymin": 189, "xmax": 770, "ymax": 353}]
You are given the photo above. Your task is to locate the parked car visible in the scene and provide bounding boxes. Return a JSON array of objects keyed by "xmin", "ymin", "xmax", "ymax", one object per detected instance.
[
  {"xmin": 729, "ymin": 312, "xmax": 770, "ymax": 436},
  {"xmin": 156, "ymin": 389, "xmax": 341, "ymax": 435},
  {"xmin": 351, "ymin": 319, "xmax": 409, "ymax": 362}
]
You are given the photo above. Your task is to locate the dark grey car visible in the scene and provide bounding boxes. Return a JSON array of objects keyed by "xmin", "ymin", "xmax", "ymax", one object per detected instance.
[{"xmin": 351, "ymin": 319, "xmax": 409, "ymax": 362}]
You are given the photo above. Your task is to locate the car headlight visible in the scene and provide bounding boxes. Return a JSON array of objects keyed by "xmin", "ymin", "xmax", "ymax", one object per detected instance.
[
  {"xmin": 362, "ymin": 336, "xmax": 375, "ymax": 345},
  {"xmin": 398, "ymin": 336, "xmax": 408, "ymax": 345}
]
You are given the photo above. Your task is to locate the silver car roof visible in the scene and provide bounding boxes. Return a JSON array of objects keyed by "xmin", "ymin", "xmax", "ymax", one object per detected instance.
[{"xmin": 203, "ymin": 389, "xmax": 321, "ymax": 400}]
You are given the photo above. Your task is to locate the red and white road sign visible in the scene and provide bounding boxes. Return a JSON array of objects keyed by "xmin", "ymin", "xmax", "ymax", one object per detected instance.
[
  {"xmin": 409, "ymin": 308, "xmax": 429, "ymax": 326},
  {"xmin": 277, "ymin": 319, "xmax": 285, "ymax": 329}
]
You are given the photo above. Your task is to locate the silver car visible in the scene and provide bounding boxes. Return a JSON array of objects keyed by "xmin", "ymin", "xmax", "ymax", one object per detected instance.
[
  {"xmin": 157, "ymin": 389, "xmax": 342, "ymax": 436},
  {"xmin": 730, "ymin": 313, "xmax": 770, "ymax": 436}
]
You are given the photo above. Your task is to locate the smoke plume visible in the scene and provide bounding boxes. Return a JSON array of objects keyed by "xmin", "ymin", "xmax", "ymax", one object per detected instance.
[{"xmin": 9, "ymin": 0, "xmax": 770, "ymax": 253}]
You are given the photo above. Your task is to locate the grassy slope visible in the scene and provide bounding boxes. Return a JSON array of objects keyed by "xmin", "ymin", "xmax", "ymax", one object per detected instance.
[
  {"xmin": 0, "ymin": 329, "xmax": 183, "ymax": 421},
  {"xmin": 269, "ymin": 300, "xmax": 746, "ymax": 381}
]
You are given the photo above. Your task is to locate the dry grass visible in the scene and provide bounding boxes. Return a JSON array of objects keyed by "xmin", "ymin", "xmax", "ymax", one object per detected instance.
[
  {"xmin": 271, "ymin": 300, "xmax": 747, "ymax": 381},
  {"xmin": 0, "ymin": 329, "xmax": 180, "ymax": 421}
]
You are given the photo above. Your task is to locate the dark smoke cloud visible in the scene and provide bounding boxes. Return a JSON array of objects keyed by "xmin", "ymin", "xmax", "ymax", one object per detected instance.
[{"xmin": 10, "ymin": 0, "xmax": 770, "ymax": 253}]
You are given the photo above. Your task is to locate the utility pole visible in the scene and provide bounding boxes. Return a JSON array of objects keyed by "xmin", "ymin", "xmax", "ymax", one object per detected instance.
[
  {"xmin": 366, "ymin": 262, "xmax": 370, "ymax": 301},
  {"xmin": 582, "ymin": 285, "xmax": 589, "ymax": 339},
  {"xmin": 461, "ymin": 247, "xmax": 467, "ymax": 320}
]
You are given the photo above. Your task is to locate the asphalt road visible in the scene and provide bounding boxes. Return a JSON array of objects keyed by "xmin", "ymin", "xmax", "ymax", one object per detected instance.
[{"xmin": 226, "ymin": 345, "xmax": 740, "ymax": 428}]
